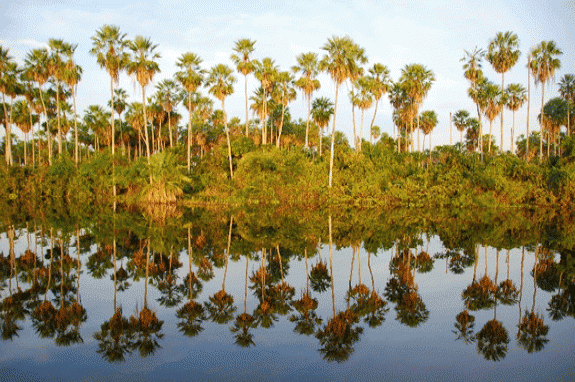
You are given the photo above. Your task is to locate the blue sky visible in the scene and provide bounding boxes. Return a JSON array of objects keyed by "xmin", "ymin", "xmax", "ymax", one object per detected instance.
[{"xmin": 1, "ymin": 0, "xmax": 574, "ymax": 149}]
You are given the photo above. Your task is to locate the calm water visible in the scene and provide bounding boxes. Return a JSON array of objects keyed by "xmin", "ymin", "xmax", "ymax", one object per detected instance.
[{"xmin": 0, "ymin": 210, "xmax": 574, "ymax": 381}]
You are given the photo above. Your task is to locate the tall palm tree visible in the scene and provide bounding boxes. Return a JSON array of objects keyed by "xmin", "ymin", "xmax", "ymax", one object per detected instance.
[
  {"xmin": 487, "ymin": 31, "xmax": 521, "ymax": 152},
  {"xmin": 24, "ymin": 48, "xmax": 52, "ymax": 164},
  {"xmin": 292, "ymin": 52, "xmax": 321, "ymax": 148},
  {"xmin": 453, "ymin": 109, "xmax": 470, "ymax": 150},
  {"xmin": 320, "ymin": 35, "xmax": 361, "ymax": 187},
  {"xmin": 127, "ymin": 35, "xmax": 161, "ymax": 164},
  {"xmin": 61, "ymin": 44, "xmax": 82, "ymax": 165},
  {"xmin": 419, "ymin": 110, "xmax": 438, "ymax": 151},
  {"xmin": 175, "ymin": 52, "xmax": 204, "ymax": 173},
  {"xmin": 529, "ymin": 41, "xmax": 562, "ymax": 162},
  {"xmin": 272, "ymin": 71, "xmax": 296, "ymax": 148},
  {"xmin": 205, "ymin": 64, "xmax": 235, "ymax": 179},
  {"xmin": 230, "ymin": 39, "xmax": 256, "ymax": 137},
  {"xmin": 155, "ymin": 79, "xmax": 181, "ymax": 148},
  {"xmin": 311, "ymin": 97, "xmax": 334, "ymax": 157},
  {"xmin": 13, "ymin": 99, "xmax": 38, "ymax": 165},
  {"xmin": 505, "ymin": 83, "xmax": 527, "ymax": 154},
  {"xmin": 48, "ymin": 38, "xmax": 74, "ymax": 156},
  {"xmin": 0, "ymin": 46, "xmax": 17, "ymax": 165},
  {"xmin": 558, "ymin": 74, "xmax": 575, "ymax": 137},
  {"xmin": 90, "ymin": 25, "xmax": 129, "ymax": 157},
  {"xmin": 462, "ymin": 47, "xmax": 486, "ymax": 153},
  {"xmin": 399, "ymin": 64, "xmax": 435, "ymax": 152},
  {"xmin": 254, "ymin": 57, "xmax": 278, "ymax": 145},
  {"xmin": 483, "ymin": 81, "xmax": 503, "ymax": 153},
  {"xmin": 352, "ymin": 76, "xmax": 373, "ymax": 152},
  {"xmin": 367, "ymin": 63, "xmax": 391, "ymax": 144},
  {"xmin": 468, "ymin": 77, "xmax": 490, "ymax": 157}
]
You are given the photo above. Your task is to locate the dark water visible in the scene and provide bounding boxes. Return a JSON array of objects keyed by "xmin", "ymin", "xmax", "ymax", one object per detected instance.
[{"xmin": 0, "ymin": 210, "xmax": 574, "ymax": 381}]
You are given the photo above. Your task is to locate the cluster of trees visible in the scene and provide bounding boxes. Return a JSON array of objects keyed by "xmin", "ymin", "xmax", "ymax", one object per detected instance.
[
  {"xmin": 457, "ymin": 34, "xmax": 573, "ymax": 161},
  {"xmin": 2, "ymin": 28, "xmax": 573, "ymax": 185}
]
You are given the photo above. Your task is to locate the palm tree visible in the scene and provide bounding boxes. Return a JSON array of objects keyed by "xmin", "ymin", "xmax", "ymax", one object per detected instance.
[
  {"xmin": 352, "ymin": 76, "xmax": 373, "ymax": 152},
  {"xmin": 538, "ymin": 97, "xmax": 568, "ymax": 156},
  {"xmin": 12, "ymin": 99, "xmax": 38, "ymax": 165},
  {"xmin": 529, "ymin": 41, "xmax": 562, "ymax": 162},
  {"xmin": 272, "ymin": 71, "xmax": 297, "ymax": 148},
  {"xmin": 230, "ymin": 39, "xmax": 256, "ymax": 137},
  {"xmin": 61, "ymin": 45, "xmax": 82, "ymax": 165},
  {"xmin": 127, "ymin": 35, "xmax": 161, "ymax": 164},
  {"xmin": 367, "ymin": 63, "xmax": 391, "ymax": 144},
  {"xmin": 468, "ymin": 77, "xmax": 491, "ymax": 157},
  {"xmin": 320, "ymin": 35, "xmax": 362, "ymax": 187},
  {"xmin": 47, "ymin": 39, "xmax": 71, "ymax": 156},
  {"xmin": 419, "ymin": 110, "xmax": 438, "ymax": 151},
  {"xmin": 462, "ymin": 47, "xmax": 486, "ymax": 153},
  {"xmin": 311, "ymin": 97, "xmax": 334, "ymax": 157},
  {"xmin": 505, "ymin": 83, "xmax": 527, "ymax": 154},
  {"xmin": 292, "ymin": 52, "xmax": 321, "ymax": 148},
  {"xmin": 453, "ymin": 109, "xmax": 470, "ymax": 150},
  {"xmin": 90, "ymin": 25, "xmax": 129, "ymax": 158},
  {"xmin": 175, "ymin": 52, "xmax": 204, "ymax": 173},
  {"xmin": 205, "ymin": 64, "xmax": 236, "ymax": 179},
  {"xmin": 155, "ymin": 79, "xmax": 181, "ymax": 148},
  {"xmin": 399, "ymin": 64, "xmax": 435, "ymax": 152},
  {"xmin": 483, "ymin": 81, "xmax": 503, "ymax": 153},
  {"xmin": 0, "ymin": 46, "xmax": 17, "ymax": 165},
  {"xmin": 24, "ymin": 48, "xmax": 52, "ymax": 164},
  {"xmin": 558, "ymin": 74, "xmax": 575, "ymax": 137},
  {"xmin": 487, "ymin": 31, "xmax": 521, "ymax": 151},
  {"xmin": 254, "ymin": 57, "xmax": 278, "ymax": 145}
]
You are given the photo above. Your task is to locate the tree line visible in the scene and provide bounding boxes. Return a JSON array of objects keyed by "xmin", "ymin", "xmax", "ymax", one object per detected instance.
[{"xmin": 1, "ymin": 27, "xmax": 574, "ymax": 187}]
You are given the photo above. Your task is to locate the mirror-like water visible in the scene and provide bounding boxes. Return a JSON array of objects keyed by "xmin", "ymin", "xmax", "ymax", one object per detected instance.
[{"xmin": 0, "ymin": 210, "xmax": 574, "ymax": 381}]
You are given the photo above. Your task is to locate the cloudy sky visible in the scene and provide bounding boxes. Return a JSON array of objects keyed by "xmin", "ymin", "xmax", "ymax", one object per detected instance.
[{"xmin": 1, "ymin": 0, "xmax": 574, "ymax": 149}]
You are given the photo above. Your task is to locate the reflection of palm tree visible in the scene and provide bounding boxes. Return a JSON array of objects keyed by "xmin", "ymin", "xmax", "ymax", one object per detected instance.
[
  {"xmin": 517, "ymin": 246, "xmax": 549, "ymax": 353},
  {"xmin": 453, "ymin": 309, "xmax": 475, "ymax": 344},
  {"xmin": 205, "ymin": 217, "xmax": 236, "ymax": 324},
  {"xmin": 94, "ymin": 307, "xmax": 135, "ymax": 362},
  {"xmin": 497, "ymin": 250, "xmax": 519, "ymax": 305},
  {"xmin": 476, "ymin": 249, "xmax": 509, "ymax": 362},
  {"xmin": 315, "ymin": 215, "xmax": 364, "ymax": 363}
]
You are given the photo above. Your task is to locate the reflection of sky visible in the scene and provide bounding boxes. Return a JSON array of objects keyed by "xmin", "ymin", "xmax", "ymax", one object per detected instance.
[
  {"xmin": 1, "ymin": 226, "xmax": 574, "ymax": 381},
  {"xmin": 1, "ymin": 0, "xmax": 574, "ymax": 150}
]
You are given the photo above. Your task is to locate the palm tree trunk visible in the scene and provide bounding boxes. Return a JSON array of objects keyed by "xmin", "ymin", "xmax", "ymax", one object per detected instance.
[
  {"xmin": 511, "ymin": 110, "xmax": 516, "ymax": 154},
  {"xmin": 488, "ymin": 120, "xmax": 493, "ymax": 152},
  {"xmin": 73, "ymin": 85, "xmax": 79, "ymax": 166},
  {"xmin": 359, "ymin": 109, "xmax": 365, "ymax": 153},
  {"xmin": 2, "ymin": 94, "xmax": 11, "ymax": 166},
  {"xmin": 370, "ymin": 99, "xmax": 380, "ymax": 144},
  {"xmin": 110, "ymin": 78, "xmax": 115, "ymax": 157},
  {"xmin": 305, "ymin": 95, "xmax": 311, "ymax": 148},
  {"xmin": 142, "ymin": 87, "xmax": 151, "ymax": 162},
  {"xmin": 223, "ymin": 100, "xmax": 234, "ymax": 179},
  {"xmin": 168, "ymin": 110, "xmax": 173, "ymax": 148},
  {"xmin": 540, "ymin": 86, "xmax": 544, "ymax": 163},
  {"xmin": 276, "ymin": 102, "xmax": 286, "ymax": 148},
  {"xmin": 329, "ymin": 85, "xmax": 339, "ymax": 188},
  {"xmin": 501, "ymin": 73, "xmax": 505, "ymax": 152},
  {"xmin": 56, "ymin": 84, "xmax": 62, "ymax": 155},
  {"xmin": 244, "ymin": 73, "xmax": 249, "ymax": 137},
  {"xmin": 187, "ymin": 92, "xmax": 192, "ymax": 174},
  {"xmin": 526, "ymin": 61, "xmax": 531, "ymax": 161}
]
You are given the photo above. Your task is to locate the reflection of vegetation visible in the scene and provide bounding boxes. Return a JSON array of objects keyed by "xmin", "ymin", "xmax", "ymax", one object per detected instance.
[
  {"xmin": 517, "ymin": 311, "xmax": 549, "ymax": 353},
  {"xmin": 453, "ymin": 309, "xmax": 475, "ymax": 344},
  {"xmin": 476, "ymin": 319, "xmax": 509, "ymax": 362},
  {"xmin": 230, "ymin": 313, "xmax": 256, "ymax": 347},
  {"xmin": 290, "ymin": 292, "xmax": 322, "ymax": 336},
  {"xmin": 176, "ymin": 300, "xmax": 205, "ymax": 337},
  {"xmin": 315, "ymin": 310, "xmax": 363, "ymax": 363},
  {"xmin": 130, "ymin": 307, "xmax": 164, "ymax": 357},
  {"xmin": 94, "ymin": 308, "xmax": 135, "ymax": 362},
  {"xmin": 309, "ymin": 260, "xmax": 331, "ymax": 293},
  {"xmin": 205, "ymin": 290, "xmax": 236, "ymax": 324}
]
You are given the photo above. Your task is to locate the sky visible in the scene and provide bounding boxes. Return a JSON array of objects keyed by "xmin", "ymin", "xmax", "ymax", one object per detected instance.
[{"xmin": 1, "ymin": 0, "xmax": 574, "ymax": 150}]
